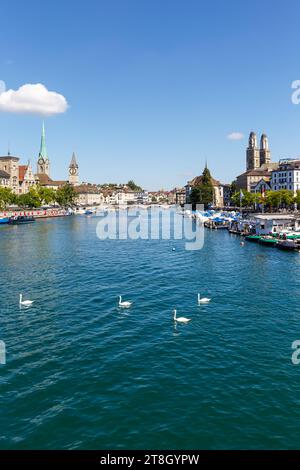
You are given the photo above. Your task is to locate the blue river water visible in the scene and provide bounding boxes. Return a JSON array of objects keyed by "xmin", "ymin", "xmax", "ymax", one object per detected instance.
[{"xmin": 1, "ymin": 210, "xmax": 300, "ymax": 450}]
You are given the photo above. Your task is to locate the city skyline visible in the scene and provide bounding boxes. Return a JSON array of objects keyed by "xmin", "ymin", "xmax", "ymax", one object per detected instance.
[{"xmin": 1, "ymin": 1, "xmax": 300, "ymax": 189}]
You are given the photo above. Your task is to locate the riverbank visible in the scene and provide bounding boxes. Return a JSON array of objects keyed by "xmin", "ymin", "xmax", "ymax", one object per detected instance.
[{"xmin": 0, "ymin": 208, "xmax": 72, "ymax": 220}]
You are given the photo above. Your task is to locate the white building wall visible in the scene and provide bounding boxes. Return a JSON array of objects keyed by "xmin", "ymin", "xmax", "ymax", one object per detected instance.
[{"xmin": 271, "ymin": 168, "xmax": 300, "ymax": 193}]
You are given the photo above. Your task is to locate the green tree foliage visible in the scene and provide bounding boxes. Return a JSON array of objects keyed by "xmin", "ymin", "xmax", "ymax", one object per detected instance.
[
  {"xmin": 231, "ymin": 191, "xmax": 257, "ymax": 208},
  {"xmin": 17, "ymin": 187, "xmax": 42, "ymax": 208},
  {"xmin": 0, "ymin": 187, "xmax": 17, "ymax": 209},
  {"xmin": 189, "ymin": 166, "xmax": 214, "ymax": 207},
  {"xmin": 36, "ymin": 186, "xmax": 56, "ymax": 205},
  {"xmin": 294, "ymin": 190, "xmax": 300, "ymax": 209},
  {"xmin": 265, "ymin": 189, "xmax": 294, "ymax": 209},
  {"xmin": 55, "ymin": 184, "xmax": 77, "ymax": 207},
  {"xmin": 127, "ymin": 180, "xmax": 142, "ymax": 191},
  {"xmin": 231, "ymin": 189, "xmax": 295, "ymax": 210},
  {"xmin": 230, "ymin": 180, "xmax": 237, "ymax": 194}
]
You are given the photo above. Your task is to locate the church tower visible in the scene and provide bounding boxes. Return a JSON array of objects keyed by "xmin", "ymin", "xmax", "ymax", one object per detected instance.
[
  {"xmin": 68, "ymin": 152, "xmax": 79, "ymax": 185},
  {"xmin": 37, "ymin": 122, "xmax": 50, "ymax": 176},
  {"xmin": 246, "ymin": 132, "xmax": 260, "ymax": 170},
  {"xmin": 259, "ymin": 134, "xmax": 271, "ymax": 167}
]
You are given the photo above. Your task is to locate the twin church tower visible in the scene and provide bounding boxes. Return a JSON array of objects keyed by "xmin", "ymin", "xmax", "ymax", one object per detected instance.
[
  {"xmin": 246, "ymin": 131, "xmax": 271, "ymax": 171},
  {"xmin": 36, "ymin": 123, "xmax": 79, "ymax": 185}
]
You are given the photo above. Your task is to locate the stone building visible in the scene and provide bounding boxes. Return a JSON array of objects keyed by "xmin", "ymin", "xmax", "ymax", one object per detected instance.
[
  {"xmin": 236, "ymin": 132, "xmax": 278, "ymax": 192},
  {"xmin": 0, "ymin": 169, "xmax": 10, "ymax": 188},
  {"xmin": 0, "ymin": 154, "xmax": 20, "ymax": 193},
  {"xmin": 68, "ymin": 152, "xmax": 80, "ymax": 185},
  {"xmin": 75, "ymin": 184, "xmax": 104, "ymax": 206},
  {"xmin": 175, "ymin": 189, "xmax": 186, "ymax": 205},
  {"xmin": 18, "ymin": 162, "xmax": 37, "ymax": 194}
]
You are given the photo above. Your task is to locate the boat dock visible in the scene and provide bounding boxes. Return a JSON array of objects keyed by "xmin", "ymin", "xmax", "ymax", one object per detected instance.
[{"xmin": 185, "ymin": 210, "xmax": 300, "ymax": 252}]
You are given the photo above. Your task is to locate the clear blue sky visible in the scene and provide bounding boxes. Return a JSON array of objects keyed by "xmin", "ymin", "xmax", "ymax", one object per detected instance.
[{"xmin": 1, "ymin": 0, "xmax": 300, "ymax": 190}]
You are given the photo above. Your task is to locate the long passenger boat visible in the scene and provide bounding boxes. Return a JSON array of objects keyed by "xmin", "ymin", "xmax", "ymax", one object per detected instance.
[{"xmin": 8, "ymin": 216, "xmax": 36, "ymax": 225}]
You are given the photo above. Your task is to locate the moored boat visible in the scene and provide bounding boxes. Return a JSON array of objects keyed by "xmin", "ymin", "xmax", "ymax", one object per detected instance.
[
  {"xmin": 259, "ymin": 237, "xmax": 278, "ymax": 247},
  {"xmin": 8, "ymin": 215, "xmax": 36, "ymax": 225},
  {"xmin": 0, "ymin": 217, "xmax": 9, "ymax": 225},
  {"xmin": 245, "ymin": 235, "xmax": 261, "ymax": 243},
  {"xmin": 277, "ymin": 239, "xmax": 300, "ymax": 251}
]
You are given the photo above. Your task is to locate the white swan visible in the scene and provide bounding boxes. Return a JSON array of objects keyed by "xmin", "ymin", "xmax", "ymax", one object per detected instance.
[
  {"xmin": 173, "ymin": 309, "xmax": 191, "ymax": 323},
  {"xmin": 198, "ymin": 293, "xmax": 211, "ymax": 304},
  {"xmin": 19, "ymin": 294, "xmax": 34, "ymax": 307},
  {"xmin": 119, "ymin": 296, "xmax": 132, "ymax": 308}
]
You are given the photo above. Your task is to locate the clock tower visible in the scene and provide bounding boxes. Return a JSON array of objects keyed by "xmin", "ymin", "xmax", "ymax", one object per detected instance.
[
  {"xmin": 37, "ymin": 122, "xmax": 50, "ymax": 176},
  {"xmin": 68, "ymin": 152, "xmax": 79, "ymax": 185}
]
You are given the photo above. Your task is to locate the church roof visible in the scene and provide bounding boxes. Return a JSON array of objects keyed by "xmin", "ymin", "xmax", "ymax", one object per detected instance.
[
  {"xmin": 39, "ymin": 122, "xmax": 48, "ymax": 159},
  {"xmin": 245, "ymin": 169, "xmax": 271, "ymax": 176},
  {"xmin": 188, "ymin": 175, "xmax": 221, "ymax": 187},
  {"xmin": 69, "ymin": 152, "xmax": 78, "ymax": 168},
  {"xmin": 253, "ymin": 178, "xmax": 271, "ymax": 189},
  {"xmin": 35, "ymin": 173, "xmax": 66, "ymax": 187}
]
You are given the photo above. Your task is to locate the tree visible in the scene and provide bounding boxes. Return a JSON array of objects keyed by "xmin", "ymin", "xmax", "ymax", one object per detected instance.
[
  {"xmin": 189, "ymin": 166, "xmax": 214, "ymax": 207},
  {"xmin": 127, "ymin": 180, "xmax": 142, "ymax": 191},
  {"xmin": 230, "ymin": 180, "xmax": 237, "ymax": 194},
  {"xmin": 264, "ymin": 190, "xmax": 294, "ymax": 211},
  {"xmin": 231, "ymin": 190, "xmax": 257, "ymax": 208},
  {"xmin": 36, "ymin": 186, "xmax": 56, "ymax": 205},
  {"xmin": 278, "ymin": 189, "xmax": 294, "ymax": 207},
  {"xmin": 17, "ymin": 187, "xmax": 41, "ymax": 208},
  {"xmin": 294, "ymin": 190, "xmax": 300, "ymax": 209},
  {"xmin": 0, "ymin": 187, "xmax": 16, "ymax": 209},
  {"xmin": 55, "ymin": 184, "xmax": 77, "ymax": 207}
]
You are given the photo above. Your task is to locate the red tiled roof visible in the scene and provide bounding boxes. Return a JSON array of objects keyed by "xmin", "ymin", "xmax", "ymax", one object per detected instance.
[{"xmin": 19, "ymin": 165, "xmax": 28, "ymax": 182}]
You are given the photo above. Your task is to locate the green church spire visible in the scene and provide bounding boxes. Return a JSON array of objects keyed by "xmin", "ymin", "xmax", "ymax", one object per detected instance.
[{"xmin": 39, "ymin": 122, "xmax": 48, "ymax": 160}]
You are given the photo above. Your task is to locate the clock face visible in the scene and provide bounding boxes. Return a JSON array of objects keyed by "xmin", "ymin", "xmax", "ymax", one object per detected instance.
[
  {"xmin": 38, "ymin": 158, "xmax": 44, "ymax": 165},
  {"xmin": 69, "ymin": 167, "xmax": 77, "ymax": 176}
]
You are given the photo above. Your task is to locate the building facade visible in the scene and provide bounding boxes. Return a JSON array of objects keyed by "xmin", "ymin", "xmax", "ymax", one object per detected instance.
[
  {"xmin": 222, "ymin": 184, "xmax": 232, "ymax": 207},
  {"xmin": 0, "ymin": 154, "xmax": 20, "ymax": 193},
  {"xmin": 253, "ymin": 178, "xmax": 271, "ymax": 194},
  {"xmin": 175, "ymin": 189, "xmax": 186, "ymax": 205},
  {"xmin": 19, "ymin": 162, "xmax": 37, "ymax": 194},
  {"xmin": 236, "ymin": 132, "xmax": 278, "ymax": 192},
  {"xmin": 0, "ymin": 169, "xmax": 10, "ymax": 188},
  {"xmin": 75, "ymin": 184, "xmax": 104, "ymax": 206},
  {"xmin": 68, "ymin": 152, "xmax": 80, "ymax": 185},
  {"xmin": 271, "ymin": 159, "xmax": 300, "ymax": 194}
]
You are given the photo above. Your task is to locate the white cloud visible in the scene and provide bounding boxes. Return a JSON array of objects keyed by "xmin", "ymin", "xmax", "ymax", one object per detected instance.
[
  {"xmin": 227, "ymin": 132, "xmax": 244, "ymax": 141},
  {"xmin": 0, "ymin": 83, "xmax": 68, "ymax": 116}
]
